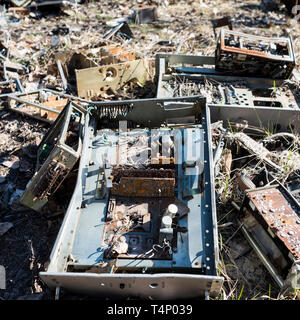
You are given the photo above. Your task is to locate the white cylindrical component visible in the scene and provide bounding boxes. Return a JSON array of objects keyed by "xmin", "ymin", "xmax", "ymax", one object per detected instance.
[
  {"xmin": 162, "ymin": 215, "xmax": 172, "ymax": 228},
  {"xmin": 166, "ymin": 204, "xmax": 178, "ymax": 217}
]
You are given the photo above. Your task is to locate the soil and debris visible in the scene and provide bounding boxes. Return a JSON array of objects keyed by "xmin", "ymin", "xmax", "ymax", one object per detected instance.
[{"xmin": 0, "ymin": 0, "xmax": 299, "ymax": 300}]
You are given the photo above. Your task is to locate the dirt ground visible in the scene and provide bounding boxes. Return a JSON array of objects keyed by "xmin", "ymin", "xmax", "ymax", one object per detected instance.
[{"xmin": 0, "ymin": 0, "xmax": 299, "ymax": 300}]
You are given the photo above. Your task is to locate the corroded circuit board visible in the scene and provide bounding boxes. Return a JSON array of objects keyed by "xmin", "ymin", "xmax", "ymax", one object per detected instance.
[{"xmin": 246, "ymin": 187, "xmax": 300, "ymax": 260}]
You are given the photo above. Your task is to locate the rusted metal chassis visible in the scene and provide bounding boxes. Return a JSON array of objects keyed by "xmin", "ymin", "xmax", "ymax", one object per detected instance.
[
  {"xmin": 215, "ymin": 30, "xmax": 295, "ymax": 79},
  {"xmin": 239, "ymin": 185, "xmax": 300, "ymax": 286},
  {"xmin": 246, "ymin": 187, "xmax": 300, "ymax": 260}
]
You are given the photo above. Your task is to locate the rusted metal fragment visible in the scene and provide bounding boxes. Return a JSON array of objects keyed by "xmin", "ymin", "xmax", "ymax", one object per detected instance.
[
  {"xmin": 111, "ymin": 177, "xmax": 175, "ymax": 197},
  {"xmin": 215, "ymin": 29, "xmax": 295, "ymax": 79},
  {"xmin": 236, "ymin": 173, "xmax": 256, "ymax": 191},
  {"xmin": 112, "ymin": 168, "xmax": 175, "ymax": 180},
  {"xmin": 112, "ymin": 176, "xmax": 175, "ymax": 197},
  {"xmin": 151, "ymin": 156, "xmax": 175, "ymax": 165},
  {"xmin": 111, "ymin": 168, "xmax": 175, "ymax": 197},
  {"xmin": 42, "ymin": 97, "xmax": 68, "ymax": 120},
  {"xmin": 246, "ymin": 186, "xmax": 300, "ymax": 260},
  {"xmin": 76, "ymin": 59, "xmax": 152, "ymax": 99}
]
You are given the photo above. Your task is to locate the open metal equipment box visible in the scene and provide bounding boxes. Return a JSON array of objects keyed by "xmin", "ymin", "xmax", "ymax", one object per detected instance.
[
  {"xmin": 39, "ymin": 96, "xmax": 224, "ymax": 299},
  {"xmin": 156, "ymin": 53, "xmax": 299, "ymax": 109},
  {"xmin": 215, "ymin": 29, "xmax": 295, "ymax": 79}
]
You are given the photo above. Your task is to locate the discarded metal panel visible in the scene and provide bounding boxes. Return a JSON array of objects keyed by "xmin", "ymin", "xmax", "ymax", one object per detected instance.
[
  {"xmin": 111, "ymin": 175, "xmax": 175, "ymax": 197},
  {"xmin": 132, "ymin": 5, "xmax": 158, "ymax": 24},
  {"xmin": 239, "ymin": 184, "xmax": 300, "ymax": 287},
  {"xmin": 58, "ymin": 45, "xmax": 136, "ymax": 77},
  {"xmin": 215, "ymin": 29, "xmax": 295, "ymax": 79},
  {"xmin": 7, "ymin": 89, "xmax": 88, "ymax": 123},
  {"xmin": 20, "ymin": 102, "xmax": 86, "ymax": 212},
  {"xmin": 76, "ymin": 59, "xmax": 152, "ymax": 99},
  {"xmin": 247, "ymin": 187, "xmax": 300, "ymax": 260},
  {"xmin": 39, "ymin": 96, "xmax": 223, "ymax": 299},
  {"xmin": 208, "ymin": 104, "xmax": 300, "ymax": 132},
  {"xmin": 67, "ymin": 52, "xmax": 98, "ymax": 73},
  {"xmin": 210, "ymin": 102, "xmax": 300, "ymax": 291},
  {"xmin": 155, "ymin": 53, "xmax": 299, "ymax": 109}
]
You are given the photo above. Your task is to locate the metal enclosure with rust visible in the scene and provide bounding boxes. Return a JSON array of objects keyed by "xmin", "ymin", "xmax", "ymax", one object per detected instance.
[
  {"xmin": 39, "ymin": 96, "xmax": 224, "ymax": 299},
  {"xmin": 215, "ymin": 29, "xmax": 295, "ymax": 79},
  {"xmin": 239, "ymin": 184, "xmax": 300, "ymax": 287}
]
